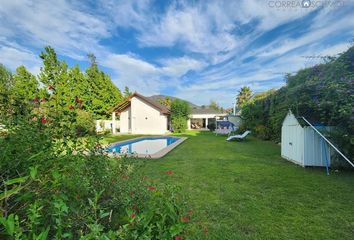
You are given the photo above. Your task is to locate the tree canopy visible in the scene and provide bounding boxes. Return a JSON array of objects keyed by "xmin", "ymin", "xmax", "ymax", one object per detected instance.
[
  {"xmin": 0, "ymin": 46, "xmax": 123, "ymax": 119},
  {"xmin": 170, "ymin": 99, "xmax": 191, "ymax": 133},
  {"xmin": 240, "ymin": 46, "xmax": 354, "ymax": 161},
  {"xmin": 236, "ymin": 86, "xmax": 252, "ymax": 108}
]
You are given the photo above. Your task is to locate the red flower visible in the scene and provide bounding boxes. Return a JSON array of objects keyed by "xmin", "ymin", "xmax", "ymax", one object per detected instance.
[
  {"xmin": 33, "ymin": 97, "xmax": 39, "ymax": 103},
  {"xmin": 175, "ymin": 236, "xmax": 183, "ymax": 240},
  {"xmin": 147, "ymin": 186, "xmax": 156, "ymax": 191},
  {"xmin": 68, "ymin": 105, "xmax": 74, "ymax": 111},
  {"xmin": 48, "ymin": 85, "xmax": 55, "ymax": 91},
  {"xmin": 165, "ymin": 170, "xmax": 173, "ymax": 175},
  {"xmin": 181, "ymin": 215, "xmax": 190, "ymax": 222},
  {"xmin": 131, "ymin": 213, "xmax": 136, "ymax": 219},
  {"xmin": 41, "ymin": 117, "xmax": 47, "ymax": 124}
]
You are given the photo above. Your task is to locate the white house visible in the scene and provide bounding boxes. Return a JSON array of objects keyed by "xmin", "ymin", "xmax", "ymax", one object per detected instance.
[
  {"xmin": 111, "ymin": 92, "xmax": 228, "ymax": 134},
  {"xmin": 188, "ymin": 108, "xmax": 227, "ymax": 130},
  {"xmin": 281, "ymin": 111, "xmax": 332, "ymax": 167},
  {"xmin": 112, "ymin": 92, "xmax": 170, "ymax": 134}
]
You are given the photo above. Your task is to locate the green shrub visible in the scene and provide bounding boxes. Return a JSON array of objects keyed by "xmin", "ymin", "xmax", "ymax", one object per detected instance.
[
  {"xmin": 75, "ymin": 110, "xmax": 95, "ymax": 136},
  {"xmin": 171, "ymin": 99, "xmax": 190, "ymax": 133},
  {"xmin": 172, "ymin": 117, "xmax": 187, "ymax": 133},
  {"xmin": 240, "ymin": 46, "xmax": 354, "ymax": 157},
  {"xmin": 254, "ymin": 125, "xmax": 271, "ymax": 140},
  {"xmin": 1, "ymin": 103, "xmax": 190, "ymax": 239}
]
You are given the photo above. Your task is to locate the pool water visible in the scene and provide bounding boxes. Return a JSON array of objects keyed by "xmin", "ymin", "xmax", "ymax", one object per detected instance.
[{"xmin": 107, "ymin": 137, "xmax": 180, "ymax": 155}]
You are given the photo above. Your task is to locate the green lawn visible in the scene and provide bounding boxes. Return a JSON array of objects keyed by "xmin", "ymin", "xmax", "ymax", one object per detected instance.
[{"xmin": 103, "ymin": 131, "xmax": 354, "ymax": 239}]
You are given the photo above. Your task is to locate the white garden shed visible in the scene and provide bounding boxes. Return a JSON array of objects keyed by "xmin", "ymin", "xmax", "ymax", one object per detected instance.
[{"xmin": 281, "ymin": 111, "xmax": 332, "ymax": 167}]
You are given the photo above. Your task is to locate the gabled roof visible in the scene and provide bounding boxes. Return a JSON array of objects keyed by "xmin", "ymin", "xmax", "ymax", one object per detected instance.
[{"xmin": 113, "ymin": 92, "xmax": 170, "ymax": 114}]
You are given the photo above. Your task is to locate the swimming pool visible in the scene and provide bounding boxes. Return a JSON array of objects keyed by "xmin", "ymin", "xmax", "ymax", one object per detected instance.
[{"xmin": 106, "ymin": 136, "xmax": 186, "ymax": 158}]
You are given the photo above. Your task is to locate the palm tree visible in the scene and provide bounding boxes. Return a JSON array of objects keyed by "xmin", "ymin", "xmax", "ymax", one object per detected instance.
[{"xmin": 236, "ymin": 86, "xmax": 252, "ymax": 108}]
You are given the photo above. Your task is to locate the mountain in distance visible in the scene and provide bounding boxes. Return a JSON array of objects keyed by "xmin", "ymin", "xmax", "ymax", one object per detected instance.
[{"xmin": 147, "ymin": 95, "xmax": 200, "ymax": 108}]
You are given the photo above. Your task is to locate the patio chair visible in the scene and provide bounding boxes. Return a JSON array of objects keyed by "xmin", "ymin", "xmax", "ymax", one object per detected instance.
[
  {"xmin": 226, "ymin": 130, "xmax": 251, "ymax": 141},
  {"xmin": 215, "ymin": 125, "xmax": 236, "ymax": 136}
]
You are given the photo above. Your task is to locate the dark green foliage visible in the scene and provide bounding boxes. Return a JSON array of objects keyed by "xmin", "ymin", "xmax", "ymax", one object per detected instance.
[
  {"xmin": 0, "ymin": 47, "xmax": 188, "ymax": 239},
  {"xmin": 1, "ymin": 46, "xmax": 123, "ymax": 120},
  {"xmin": 241, "ymin": 46, "xmax": 354, "ymax": 159},
  {"xmin": 75, "ymin": 110, "xmax": 95, "ymax": 136},
  {"xmin": 85, "ymin": 55, "xmax": 123, "ymax": 118},
  {"xmin": 171, "ymin": 99, "xmax": 191, "ymax": 133},
  {"xmin": 0, "ymin": 103, "xmax": 188, "ymax": 239},
  {"xmin": 0, "ymin": 64, "xmax": 13, "ymax": 115},
  {"xmin": 171, "ymin": 117, "xmax": 188, "ymax": 133},
  {"xmin": 118, "ymin": 185, "xmax": 188, "ymax": 239}
]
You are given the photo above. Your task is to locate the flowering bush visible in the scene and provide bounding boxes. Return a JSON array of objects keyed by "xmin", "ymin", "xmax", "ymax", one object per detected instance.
[
  {"xmin": 118, "ymin": 184, "xmax": 190, "ymax": 239},
  {"xmin": 1, "ymin": 97, "xmax": 190, "ymax": 239}
]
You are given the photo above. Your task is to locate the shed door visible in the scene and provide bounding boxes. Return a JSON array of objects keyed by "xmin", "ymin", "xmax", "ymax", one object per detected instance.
[{"xmin": 287, "ymin": 125, "xmax": 303, "ymax": 165}]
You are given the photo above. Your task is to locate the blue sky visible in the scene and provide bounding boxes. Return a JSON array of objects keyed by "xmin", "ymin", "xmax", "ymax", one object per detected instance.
[{"xmin": 0, "ymin": 0, "xmax": 353, "ymax": 107}]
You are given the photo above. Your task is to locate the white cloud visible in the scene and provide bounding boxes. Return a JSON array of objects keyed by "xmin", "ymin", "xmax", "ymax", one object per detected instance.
[
  {"xmin": 102, "ymin": 53, "xmax": 206, "ymax": 95},
  {"xmin": 159, "ymin": 56, "xmax": 206, "ymax": 77},
  {"xmin": 319, "ymin": 43, "xmax": 350, "ymax": 56},
  {"xmin": 0, "ymin": 0, "xmax": 353, "ymax": 107},
  {"xmin": 137, "ymin": 3, "xmax": 238, "ymax": 54},
  {"xmin": 0, "ymin": 0, "xmax": 110, "ymax": 60},
  {"xmin": 0, "ymin": 44, "xmax": 41, "ymax": 75}
]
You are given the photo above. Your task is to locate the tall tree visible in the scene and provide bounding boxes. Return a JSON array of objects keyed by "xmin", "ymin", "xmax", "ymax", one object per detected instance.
[
  {"xmin": 0, "ymin": 64, "xmax": 13, "ymax": 115},
  {"xmin": 85, "ymin": 53, "xmax": 122, "ymax": 118},
  {"xmin": 11, "ymin": 66, "xmax": 39, "ymax": 114},
  {"xmin": 39, "ymin": 46, "xmax": 68, "ymax": 88},
  {"xmin": 12, "ymin": 66, "xmax": 39, "ymax": 102},
  {"xmin": 236, "ymin": 86, "xmax": 252, "ymax": 108},
  {"xmin": 123, "ymin": 86, "xmax": 132, "ymax": 98}
]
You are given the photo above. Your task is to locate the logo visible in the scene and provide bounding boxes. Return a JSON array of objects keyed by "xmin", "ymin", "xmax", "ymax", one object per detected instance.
[{"xmin": 302, "ymin": 0, "xmax": 311, "ymax": 7}]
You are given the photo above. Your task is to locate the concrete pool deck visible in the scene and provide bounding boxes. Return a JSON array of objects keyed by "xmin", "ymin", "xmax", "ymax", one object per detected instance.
[{"xmin": 106, "ymin": 136, "xmax": 188, "ymax": 159}]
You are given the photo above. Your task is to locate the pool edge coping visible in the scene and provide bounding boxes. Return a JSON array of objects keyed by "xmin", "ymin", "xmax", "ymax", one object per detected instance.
[{"xmin": 106, "ymin": 136, "xmax": 188, "ymax": 159}]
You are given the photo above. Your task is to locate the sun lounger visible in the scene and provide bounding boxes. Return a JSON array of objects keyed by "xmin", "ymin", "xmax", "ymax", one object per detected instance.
[{"xmin": 226, "ymin": 130, "xmax": 251, "ymax": 141}]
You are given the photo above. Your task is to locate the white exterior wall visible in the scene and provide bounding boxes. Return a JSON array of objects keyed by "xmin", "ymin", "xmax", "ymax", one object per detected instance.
[
  {"xmin": 228, "ymin": 115, "xmax": 241, "ymax": 128},
  {"xmin": 281, "ymin": 111, "xmax": 333, "ymax": 168},
  {"xmin": 120, "ymin": 107, "xmax": 131, "ymax": 133},
  {"xmin": 96, "ymin": 120, "xmax": 120, "ymax": 133},
  {"xmin": 281, "ymin": 112, "xmax": 304, "ymax": 166},
  {"xmin": 303, "ymin": 127, "xmax": 331, "ymax": 167},
  {"xmin": 130, "ymin": 97, "xmax": 168, "ymax": 134}
]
